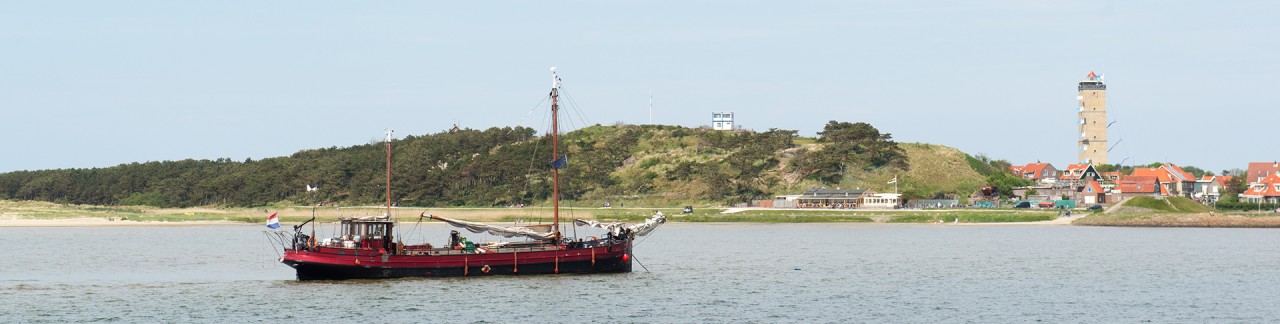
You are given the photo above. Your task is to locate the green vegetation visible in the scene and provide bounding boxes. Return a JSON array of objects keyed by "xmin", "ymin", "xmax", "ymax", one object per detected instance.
[
  {"xmin": 1119, "ymin": 196, "xmax": 1209, "ymax": 213},
  {"xmin": 0, "ymin": 121, "xmax": 993, "ymax": 209},
  {"xmin": 788, "ymin": 121, "xmax": 909, "ymax": 183},
  {"xmin": 1075, "ymin": 211, "xmax": 1280, "ymax": 228},
  {"xmin": 1167, "ymin": 197, "xmax": 1210, "ymax": 213},
  {"xmin": 1123, "ymin": 196, "xmax": 1179, "ymax": 212},
  {"xmin": 965, "ymin": 153, "xmax": 1028, "ymax": 198},
  {"xmin": 886, "ymin": 210, "xmax": 1055, "ymax": 223},
  {"xmin": 1213, "ymin": 194, "xmax": 1280, "ymax": 211}
]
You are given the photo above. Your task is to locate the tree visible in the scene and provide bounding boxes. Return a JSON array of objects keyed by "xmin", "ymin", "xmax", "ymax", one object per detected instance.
[{"xmin": 791, "ymin": 121, "xmax": 909, "ymax": 184}]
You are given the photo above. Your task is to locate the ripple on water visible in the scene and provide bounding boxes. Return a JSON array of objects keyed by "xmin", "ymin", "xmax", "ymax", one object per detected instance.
[{"xmin": 4, "ymin": 225, "xmax": 1280, "ymax": 322}]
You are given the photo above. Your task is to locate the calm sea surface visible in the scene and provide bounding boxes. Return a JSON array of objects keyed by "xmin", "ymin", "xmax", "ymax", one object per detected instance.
[{"xmin": 3, "ymin": 223, "xmax": 1280, "ymax": 322}]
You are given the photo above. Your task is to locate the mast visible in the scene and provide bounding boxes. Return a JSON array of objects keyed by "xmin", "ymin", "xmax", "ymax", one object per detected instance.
[
  {"xmin": 550, "ymin": 67, "xmax": 562, "ymax": 242},
  {"xmin": 385, "ymin": 129, "xmax": 393, "ymax": 218}
]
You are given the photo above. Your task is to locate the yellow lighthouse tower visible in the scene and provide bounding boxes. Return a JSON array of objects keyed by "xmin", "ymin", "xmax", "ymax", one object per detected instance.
[{"xmin": 1077, "ymin": 71, "xmax": 1107, "ymax": 165}]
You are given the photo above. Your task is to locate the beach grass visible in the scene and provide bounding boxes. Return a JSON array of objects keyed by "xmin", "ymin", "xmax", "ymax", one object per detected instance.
[
  {"xmin": 887, "ymin": 211, "xmax": 1056, "ymax": 223},
  {"xmin": 1074, "ymin": 211, "xmax": 1280, "ymax": 227}
]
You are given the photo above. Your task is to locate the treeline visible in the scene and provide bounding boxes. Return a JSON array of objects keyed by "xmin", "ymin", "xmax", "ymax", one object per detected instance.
[
  {"xmin": 0, "ymin": 123, "xmax": 910, "ymax": 208},
  {"xmin": 0, "ymin": 127, "xmax": 541, "ymax": 207}
]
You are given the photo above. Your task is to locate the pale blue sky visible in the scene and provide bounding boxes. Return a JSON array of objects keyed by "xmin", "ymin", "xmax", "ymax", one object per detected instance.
[{"xmin": 2, "ymin": 1, "xmax": 1277, "ymax": 173}]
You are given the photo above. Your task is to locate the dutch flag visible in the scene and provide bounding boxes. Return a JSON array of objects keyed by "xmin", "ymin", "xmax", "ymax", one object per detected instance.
[{"xmin": 266, "ymin": 212, "xmax": 280, "ymax": 230}]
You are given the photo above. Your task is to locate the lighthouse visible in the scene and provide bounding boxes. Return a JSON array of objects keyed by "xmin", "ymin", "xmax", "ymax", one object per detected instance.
[{"xmin": 1077, "ymin": 71, "xmax": 1108, "ymax": 165}]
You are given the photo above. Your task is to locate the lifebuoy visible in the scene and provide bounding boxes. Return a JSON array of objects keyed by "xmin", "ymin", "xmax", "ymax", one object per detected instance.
[{"xmin": 481, "ymin": 265, "xmax": 491, "ymax": 274}]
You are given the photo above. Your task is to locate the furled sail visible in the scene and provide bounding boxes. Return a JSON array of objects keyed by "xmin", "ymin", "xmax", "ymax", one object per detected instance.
[
  {"xmin": 575, "ymin": 212, "xmax": 667, "ymax": 237},
  {"xmin": 573, "ymin": 219, "xmax": 625, "ymax": 236},
  {"xmin": 428, "ymin": 215, "xmax": 555, "ymax": 241},
  {"xmin": 626, "ymin": 212, "xmax": 666, "ymax": 236}
]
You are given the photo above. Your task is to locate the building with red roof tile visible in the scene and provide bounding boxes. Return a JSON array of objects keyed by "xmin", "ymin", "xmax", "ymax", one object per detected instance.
[
  {"xmin": 1115, "ymin": 175, "xmax": 1161, "ymax": 198},
  {"xmin": 1081, "ymin": 180, "xmax": 1106, "ymax": 204},
  {"xmin": 1130, "ymin": 164, "xmax": 1197, "ymax": 198},
  {"xmin": 1010, "ymin": 163, "xmax": 1058, "ymax": 183},
  {"xmin": 1058, "ymin": 164, "xmax": 1101, "ymax": 182},
  {"xmin": 1246, "ymin": 162, "xmax": 1280, "ymax": 185},
  {"xmin": 1241, "ymin": 173, "xmax": 1280, "ymax": 204}
]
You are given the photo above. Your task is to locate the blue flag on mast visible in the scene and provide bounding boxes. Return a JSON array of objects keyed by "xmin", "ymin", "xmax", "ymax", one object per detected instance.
[{"xmin": 551, "ymin": 155, "xmax": 568, "ymax": 169}]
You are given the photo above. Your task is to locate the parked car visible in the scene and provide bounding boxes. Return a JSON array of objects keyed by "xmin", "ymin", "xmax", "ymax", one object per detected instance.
[
  {"xmin": 1014, "ymin": 201, "xmax": 1031, "ymax": 208},
  {"xmin": 1087, "ymin": 204, "xmax": 1104, "ymax": 211},
  {"xmin": 683, "ymin": 206, "xmax": 694, "ymax": 214}
]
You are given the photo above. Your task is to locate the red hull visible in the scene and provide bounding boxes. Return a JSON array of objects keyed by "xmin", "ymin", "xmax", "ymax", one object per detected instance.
[{"xmin": 281, "ymin": 239, "xmax": 632, "ymax": 280}]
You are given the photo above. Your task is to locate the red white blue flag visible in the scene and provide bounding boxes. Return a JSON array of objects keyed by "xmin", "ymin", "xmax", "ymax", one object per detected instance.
[{"xmin": 266, "ymin": 212, "xmax": 280, "ymax": 230}]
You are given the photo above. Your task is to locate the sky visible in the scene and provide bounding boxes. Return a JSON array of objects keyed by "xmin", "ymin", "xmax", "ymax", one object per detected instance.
[{"xmin": 2, "ymin": 1, "xmax": 1278, "ymax": 173}]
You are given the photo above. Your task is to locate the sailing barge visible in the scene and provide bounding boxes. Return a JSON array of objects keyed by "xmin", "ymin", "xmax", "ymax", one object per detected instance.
[{"xmin": 273, "ymin": 68, "xmax": 665, "ymax": 280}]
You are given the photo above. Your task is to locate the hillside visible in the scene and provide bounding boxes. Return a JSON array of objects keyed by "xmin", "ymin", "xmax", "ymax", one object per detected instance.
[{"xmin": 0, "ymin": 124, "xmax": 990, "ymax": 208}]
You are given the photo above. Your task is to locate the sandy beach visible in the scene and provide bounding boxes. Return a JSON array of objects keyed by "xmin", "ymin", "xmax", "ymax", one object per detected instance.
[{"xmin": 0, "ymin": 217, "xmax": 243, "ymax": 227}]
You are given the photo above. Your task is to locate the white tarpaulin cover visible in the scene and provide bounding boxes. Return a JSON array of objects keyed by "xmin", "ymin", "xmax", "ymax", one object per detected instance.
[
  {"xmin": 428, "ymin": 215, "xmax": 555, "ymax": 241},
  {"xmin": 574, "ymin": 212, "xmax": 666, "ymax": 237}
]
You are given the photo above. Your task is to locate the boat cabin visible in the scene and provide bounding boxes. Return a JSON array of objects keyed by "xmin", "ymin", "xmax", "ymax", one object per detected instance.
[{"xmin": 324, "ymin": 216, "xmax": 396, "ymax": 253}]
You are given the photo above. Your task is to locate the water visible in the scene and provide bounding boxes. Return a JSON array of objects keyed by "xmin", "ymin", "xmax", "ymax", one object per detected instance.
[{"xmin": 3, "ymin": 223, "xmax": 1280, "ymax": 322}]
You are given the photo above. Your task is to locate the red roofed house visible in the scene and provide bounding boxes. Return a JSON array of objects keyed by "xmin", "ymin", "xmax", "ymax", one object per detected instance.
[
  {"xmin": 1246, "ymin": 162, "xmax": 1280, "ymax": 185},
  {"xmin": 1011, "ymin": 163, "xmax": 1058, "ymax": 183},
  {"xmin": 1131, "ymin": 164, "xmax": 1196, "ymax": 198},
  {"xmin": 1081, "ymin": 180, "xmax": 1106, "ymax": 204},
  {"xmin": 1115, "ymin": 175, "xmax": 1162, "ymax": 199},
  {"xmin": 1100, "ymin": 171, "xmax": 1122, "ymax": 183},
  {"xmin": 1058, "ymin": 164, "xmax": 1101, "ymax": 183},
  {"xmin": 1240, "ymin": 173, "xmax": 1280, "ymax": 204}
]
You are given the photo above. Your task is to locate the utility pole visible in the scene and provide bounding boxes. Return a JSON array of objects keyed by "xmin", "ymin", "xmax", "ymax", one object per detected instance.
[{"xmin": 649, "ymin": 90, "xmax": 653, "ymax": 125}]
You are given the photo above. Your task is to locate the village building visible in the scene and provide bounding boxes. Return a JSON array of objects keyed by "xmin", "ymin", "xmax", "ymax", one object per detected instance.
[
  {"xmin": 1100, "ymin": 171, "xmax": 1122, "ymax": 183},
  {"xmin": 1130, "ymin": 164, "xmax": 1196, "ymax": 198},
  {"xmin": 1240, "ymin": 173, "xmax": 1280, "ymax": 204},
  {"xmin": 1114, "ymin": 175, "xmax": 1162, "ymax": 199},
  {"xmin": 1081, "ymin": 180, "xmax": 1106, "ymax": 204},
  {"xmin": 861, "ymin": 193, "xmax": 902, "ymax": 209},
  {"xmin": 790, "ymin": 188, "xmax": 900, "ymax": 209},
  {"xmin": 794, "ymin": 188, "xmax": 871, "ymax": 209},
  {"xmin": 1010, "ymin": 163, "xmax": 1059, "ymax": 183},
  {"xmin": 1245, "ymin": 162, "xmax": 1280, "ymax": 185},
  {"xmin": 1058, "ymin": 164, "xmax": 1102, "ymax": 186},
  {"xmin": 1193, "ymin": 176, "xmax": 1225, "ymax": 204}
]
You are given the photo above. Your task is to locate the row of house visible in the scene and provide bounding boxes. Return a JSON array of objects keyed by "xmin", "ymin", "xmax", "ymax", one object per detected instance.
[{"xmin": 1008, "ymin": 161, "xmax": 1280, "ymax": 205}]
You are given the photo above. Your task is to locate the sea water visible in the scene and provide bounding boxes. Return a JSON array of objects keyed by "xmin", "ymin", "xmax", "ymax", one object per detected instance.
[{"xmin": 3, "ymin": 223, "xmax": 1280, "ymax": 322}]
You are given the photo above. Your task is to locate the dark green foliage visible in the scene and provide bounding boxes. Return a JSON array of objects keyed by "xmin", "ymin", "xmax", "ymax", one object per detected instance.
[
  {"xmin": 1215, "ymin": 194, "xmax": 1280, "ymax": 211},
  {"xmin": 0, "ymin": 127, "xmax": 541, "ymax": 207},
  {"xmin": 964, "ymin": 153, "xmax": 1028, "ymax": 198},
  {"xmin": 790, "ymin": 121, "xmax": 908, "ymax": 183},
  {"xmin": 0, "ymin": 125, "xmax": 802, "ymax": 208},
  {"xmin": 1096, "ymin": 163, "xmax": 1136, "ymax": 175}
]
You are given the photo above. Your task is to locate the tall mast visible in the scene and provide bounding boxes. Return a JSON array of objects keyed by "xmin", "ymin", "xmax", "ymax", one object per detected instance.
[
  {"xmin": 550, "ymin": 67, "xmax": 562, "ymax": 242},
  {"xmin": 385, "ymin": 129, "xmax": 393, "ymax": 218}
]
